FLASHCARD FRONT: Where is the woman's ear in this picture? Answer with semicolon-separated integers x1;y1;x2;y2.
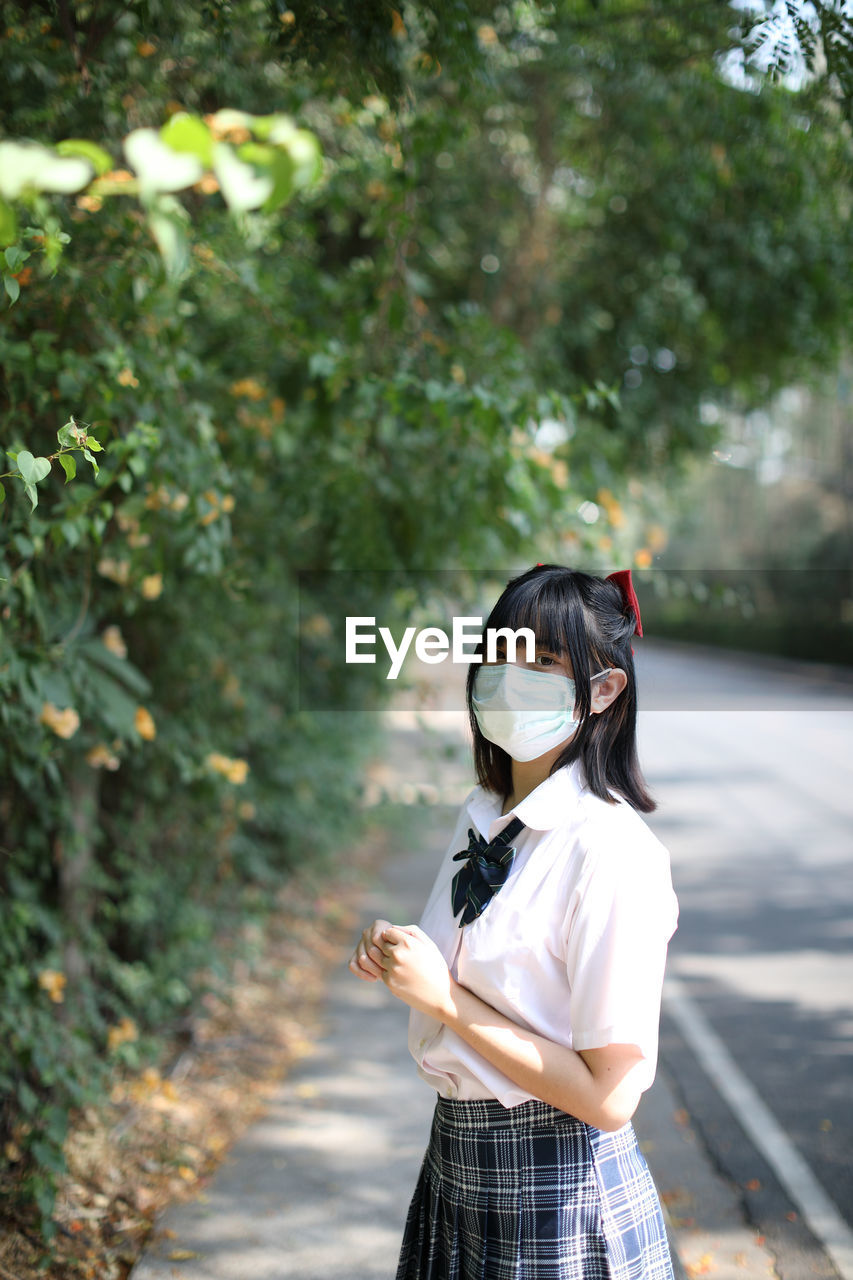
591;668;627;713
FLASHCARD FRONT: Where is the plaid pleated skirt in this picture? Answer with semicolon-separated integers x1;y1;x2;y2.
396;1096;675;1280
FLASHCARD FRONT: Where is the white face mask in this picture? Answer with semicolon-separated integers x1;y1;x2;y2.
472;662;612;763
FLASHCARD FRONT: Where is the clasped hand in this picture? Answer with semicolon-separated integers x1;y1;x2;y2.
348;918;455;1020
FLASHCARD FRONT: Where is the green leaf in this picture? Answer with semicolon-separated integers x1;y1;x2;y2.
238;139;298;211
283;128;323;190
147;194;190;278
247;113;281;141
4;245;28;272
55;138;113;176
81;639;151;697
58;453;76;483
0;141;93;199
4;273;20;304
57;419;80;448
237;141;276;168
212;141;273;212
17;1080;39;1114
24;482;38;510
82;448;99;476
264;117;322;189
93;671;143;736
0;481;5;503
17;452;51;484
123;128;203;194
0;199;17;246
60;520;81;548
261;152;295;213
84;435;103;452
160;114;214;168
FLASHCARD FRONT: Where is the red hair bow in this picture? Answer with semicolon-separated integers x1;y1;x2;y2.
606;569;643;639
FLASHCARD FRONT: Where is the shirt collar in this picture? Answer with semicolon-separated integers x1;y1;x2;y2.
467;756;593;836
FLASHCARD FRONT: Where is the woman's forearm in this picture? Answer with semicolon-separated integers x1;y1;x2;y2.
370;924;647;1130
441;978;645;1132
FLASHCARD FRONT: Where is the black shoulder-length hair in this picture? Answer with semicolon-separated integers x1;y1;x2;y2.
465;563;657;813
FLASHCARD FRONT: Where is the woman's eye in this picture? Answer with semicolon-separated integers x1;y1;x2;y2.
536;654;556;667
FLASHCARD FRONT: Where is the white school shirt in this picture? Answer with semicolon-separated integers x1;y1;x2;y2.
407;756;679;1106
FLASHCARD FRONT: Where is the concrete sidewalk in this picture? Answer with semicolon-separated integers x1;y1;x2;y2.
132;712;778;1280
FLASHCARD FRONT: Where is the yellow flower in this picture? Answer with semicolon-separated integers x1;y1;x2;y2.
97;557;131;585
551;460;569;488
115;509;140;533
40;702;80;739
229;378;265;401
303;612;332;639
38;969;66;1003
86;743;121;770
422;330;450;355
107;1016;138;1051
117;367;139;387
141;573;163;600
170;492;189;513
127;1068;163;1101
101;625;127;659
634;547;653;569
646;523;669;552
222;673;242;703
143;484;171;511
226;759;249;784
206;752;249;784
136;39;157;56
76;194;103;213
194;173;220;195
597;487;625;528
135;706;157;740
199;490;227;525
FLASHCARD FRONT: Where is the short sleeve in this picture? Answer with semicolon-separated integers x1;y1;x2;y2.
563;835;678;1088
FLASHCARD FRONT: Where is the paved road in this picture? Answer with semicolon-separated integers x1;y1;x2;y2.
635;639;853;1280
132;638;853;1280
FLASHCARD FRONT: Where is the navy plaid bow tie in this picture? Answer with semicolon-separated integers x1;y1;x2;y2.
451;816;525;927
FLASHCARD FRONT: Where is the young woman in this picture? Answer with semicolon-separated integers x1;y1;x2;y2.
349;563;679;1280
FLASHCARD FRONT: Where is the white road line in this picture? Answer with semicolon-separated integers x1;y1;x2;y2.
664;976;853;1280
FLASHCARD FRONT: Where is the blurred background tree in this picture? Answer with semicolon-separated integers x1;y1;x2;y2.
1;0;851;1258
